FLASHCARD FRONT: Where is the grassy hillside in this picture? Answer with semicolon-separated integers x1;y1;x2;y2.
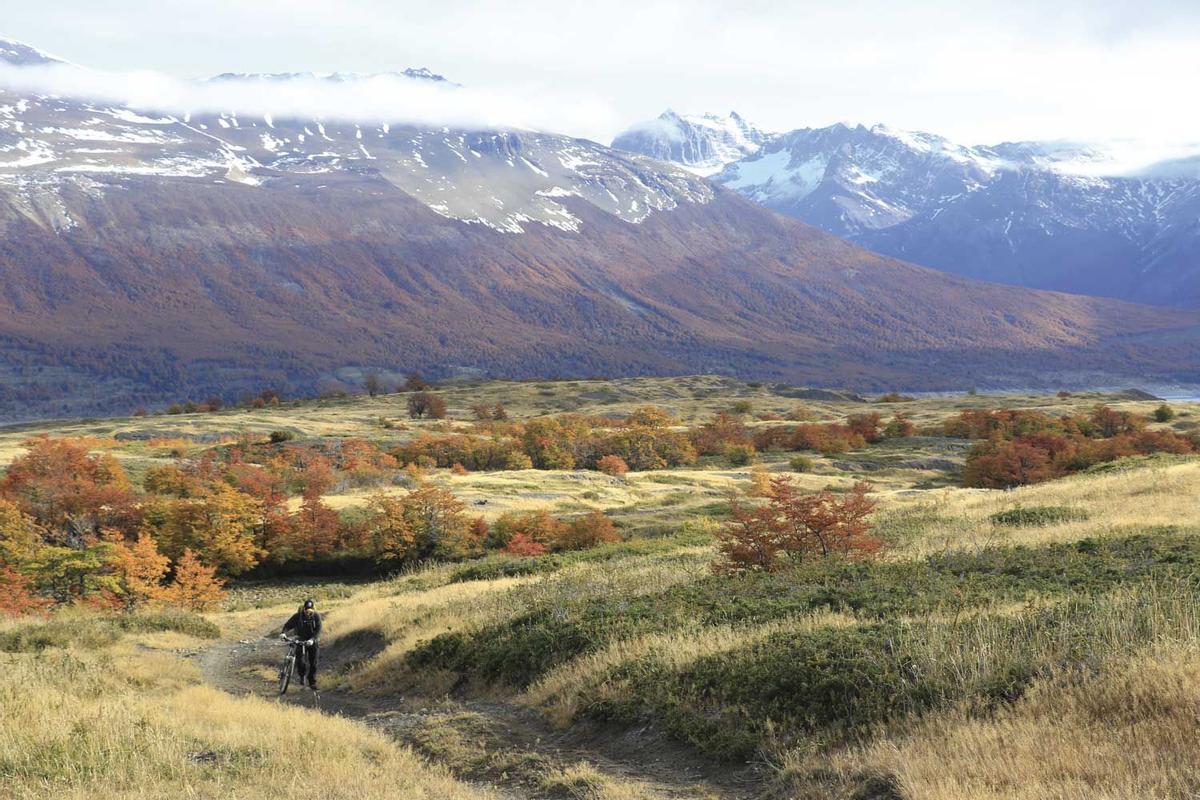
4;376;1200;799
0;609;496;800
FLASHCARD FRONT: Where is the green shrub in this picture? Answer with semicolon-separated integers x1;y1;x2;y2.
789;455;815;473
268;430;296;444
0;609;220;652
590;585;1198;760
1154;404;1176;423
724;443;756;466
989;506;1089;527
414;532;1200;695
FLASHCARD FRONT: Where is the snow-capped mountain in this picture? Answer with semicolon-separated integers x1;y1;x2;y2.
0;39;60;67
611;110;770;176
615;115;1200;308
0;41;711;234
2;36;1200;420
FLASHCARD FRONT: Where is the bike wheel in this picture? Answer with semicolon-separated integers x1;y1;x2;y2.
279;654;294;695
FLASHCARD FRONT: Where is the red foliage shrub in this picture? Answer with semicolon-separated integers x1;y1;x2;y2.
715;479;880;573
790;424;866;454
847;413;884;443
0;566;48;617
559;511;620;551
596;455;630;476
691;411;750;456
502;532;547;557
963;439;1058;489
958;404;1191;488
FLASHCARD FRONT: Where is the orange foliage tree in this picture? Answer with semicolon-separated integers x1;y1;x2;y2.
596;454;630;477
166;549;226;611
143;485;264;576
364;492;415;562
0;566;47;617
0;436;138;539
962;438;1057;488
109;531;170;607
287;493;342;561
363;485;476;562
691;411;750;456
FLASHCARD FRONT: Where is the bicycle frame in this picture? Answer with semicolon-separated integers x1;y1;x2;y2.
278;636;310;695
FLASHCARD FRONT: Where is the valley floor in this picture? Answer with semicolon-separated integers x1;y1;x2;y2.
5;377;1200;799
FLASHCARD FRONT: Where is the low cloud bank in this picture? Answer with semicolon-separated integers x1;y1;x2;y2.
0;62;620;141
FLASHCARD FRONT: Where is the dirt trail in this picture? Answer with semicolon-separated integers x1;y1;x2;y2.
198;625;757;800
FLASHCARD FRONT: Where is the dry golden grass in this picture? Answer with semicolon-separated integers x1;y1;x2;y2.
336;576;537;692
5;378;1200;800
889;459;1200;557
0;633;494;800
538;761;721;800
819;645;1200;800
522;611;859;725
338;543;717;695
767;581;1200;799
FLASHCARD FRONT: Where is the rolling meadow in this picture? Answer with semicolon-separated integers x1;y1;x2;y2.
3;375;1200;799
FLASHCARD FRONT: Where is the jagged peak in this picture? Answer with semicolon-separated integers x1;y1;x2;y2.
0;36;65;67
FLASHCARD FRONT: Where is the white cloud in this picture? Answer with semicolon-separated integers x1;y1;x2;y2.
3;0;1198;148
0;62;622;142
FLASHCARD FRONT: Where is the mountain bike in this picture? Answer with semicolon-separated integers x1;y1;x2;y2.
278;635;314;696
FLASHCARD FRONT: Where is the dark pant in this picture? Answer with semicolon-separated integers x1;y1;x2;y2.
296;643;319;686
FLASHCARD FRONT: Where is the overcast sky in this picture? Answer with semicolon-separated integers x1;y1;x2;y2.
3;0;1198;146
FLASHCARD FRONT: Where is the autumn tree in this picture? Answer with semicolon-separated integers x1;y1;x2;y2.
364;372;384;397
847;413;884;444
167;549;226;611
883;413;916;438
488;510;565;550
594;427;696;470
715;479;880;573
287;493;341;560
1;437;138;540
144;485;263;575
522;418;581;469
625;406;675;428
691;411;750;456
403;373;430;392
26;540;122;605
962;439;1056;489
0;498;42;571
1089;404;1144;438
596;455;630;477
109;531;170;608
395;485;471;559
408;392;448;420
0;567;46;617
502;533;547;558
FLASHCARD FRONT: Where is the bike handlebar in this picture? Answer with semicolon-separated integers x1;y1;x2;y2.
280;635;314;646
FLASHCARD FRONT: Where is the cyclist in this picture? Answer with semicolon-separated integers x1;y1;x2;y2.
281;598;323;690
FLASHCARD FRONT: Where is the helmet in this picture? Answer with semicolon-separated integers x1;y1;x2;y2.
303;598;315;610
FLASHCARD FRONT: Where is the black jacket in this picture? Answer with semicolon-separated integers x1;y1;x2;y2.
283;608;322;642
